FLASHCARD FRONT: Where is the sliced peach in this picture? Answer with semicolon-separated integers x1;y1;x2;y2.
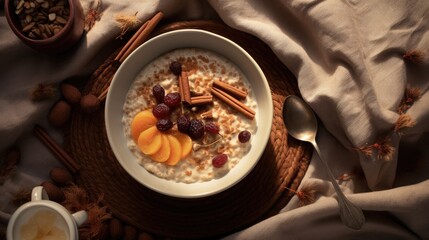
131;110;157;142
171;131;193;158
137;126;162;155
149;134;171;162
165;135;182;166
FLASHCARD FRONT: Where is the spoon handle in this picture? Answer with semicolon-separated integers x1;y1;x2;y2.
312;141;365;230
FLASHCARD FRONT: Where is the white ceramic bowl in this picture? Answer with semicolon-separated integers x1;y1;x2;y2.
105;29;273;198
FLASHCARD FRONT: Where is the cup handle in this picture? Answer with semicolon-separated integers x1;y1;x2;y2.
31;186;49;201
72;210;88;226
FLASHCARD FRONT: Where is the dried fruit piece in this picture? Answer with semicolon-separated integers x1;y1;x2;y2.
130;110;157;142
212;154;228;168
165;135;182;166
171;131;192;158
152;103;170;118
149;134;171;162
238;130;251;143
156;118;173;131
177;115;190;133
204;122;219;134
137;126;162;155
152;84;165;103
164;92;181;108
188;119;204;140
169;61;182;76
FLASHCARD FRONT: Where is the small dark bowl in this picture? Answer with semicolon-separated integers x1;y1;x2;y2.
4;0;85;53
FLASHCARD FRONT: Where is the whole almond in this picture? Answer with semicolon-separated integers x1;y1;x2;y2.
123;225;137;240
109;218;124;240
60;83;82;105
138;232;154;240
48;100;71;127
41;181;65;203
80;94;100;114
49;167;73;186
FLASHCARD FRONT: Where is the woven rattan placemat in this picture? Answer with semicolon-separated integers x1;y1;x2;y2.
64;20;311;239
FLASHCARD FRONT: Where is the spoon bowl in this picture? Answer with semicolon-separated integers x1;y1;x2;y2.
282;95;365;230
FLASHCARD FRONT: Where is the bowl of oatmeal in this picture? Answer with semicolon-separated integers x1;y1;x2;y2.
105;29;273;198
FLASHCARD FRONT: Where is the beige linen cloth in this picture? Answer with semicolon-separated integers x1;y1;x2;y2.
1;0;428;239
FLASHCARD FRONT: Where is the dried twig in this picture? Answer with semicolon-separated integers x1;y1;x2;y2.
358;136;395;162
403;49;427;65
84;0;103;32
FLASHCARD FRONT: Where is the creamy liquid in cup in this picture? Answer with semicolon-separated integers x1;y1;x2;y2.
15;206;68;240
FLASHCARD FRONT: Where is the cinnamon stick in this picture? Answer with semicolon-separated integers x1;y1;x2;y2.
211;87;255;119
115;21;149;62
33;125;80;174
213;80;247;99
190;95;213;106
118;11;164;63
179;71;191;104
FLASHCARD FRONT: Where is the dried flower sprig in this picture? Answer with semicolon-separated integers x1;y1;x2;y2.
30;83;56;102
84;0;103;32
115;12;141;39
0;147;20;185
79;195;112;240
285;182;317;207
11;188;31;206
403;49;427;65
398;87;421;114
358;136;395;162
394;114;416;133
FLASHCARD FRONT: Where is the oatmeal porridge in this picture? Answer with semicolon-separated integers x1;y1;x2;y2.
122;48;258;183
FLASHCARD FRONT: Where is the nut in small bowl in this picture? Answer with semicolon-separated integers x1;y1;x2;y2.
4;0;85;53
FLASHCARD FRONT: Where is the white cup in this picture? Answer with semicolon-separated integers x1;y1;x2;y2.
7;186;88;240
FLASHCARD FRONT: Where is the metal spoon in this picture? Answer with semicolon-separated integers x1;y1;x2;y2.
282;95;365;230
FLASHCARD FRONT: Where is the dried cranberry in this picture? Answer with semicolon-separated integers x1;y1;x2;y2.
152;103;170;119
204;122;219;134
188;119;205;140
212;154;228;168
177;115;190;133
169;61;182;76
164;92;181;108
156;118;173;131
152;84;165;103
238;130;251;143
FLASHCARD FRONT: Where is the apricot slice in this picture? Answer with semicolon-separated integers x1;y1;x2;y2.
137;126;162;155
149;134;171;162
171;131;193;158
165;135;182;166
130;110;157;142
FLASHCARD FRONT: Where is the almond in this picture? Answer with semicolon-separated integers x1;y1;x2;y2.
123;225;137;240
138;232;154;240
60;83;82;105
80;94;100;114
109;218;124;240
41;181;64;203
48;100;71;127
49;167;73;186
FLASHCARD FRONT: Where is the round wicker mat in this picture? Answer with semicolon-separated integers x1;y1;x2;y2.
65;20;311;239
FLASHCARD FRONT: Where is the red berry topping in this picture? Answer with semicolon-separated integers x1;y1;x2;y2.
169;61;182;76
177;115;190;133
152;84;165;103
188;119;205;140
212;154;228;168
156;118;173;131
204;122;220;134
238;130;251;143
152;103;170;119
164;92;181;108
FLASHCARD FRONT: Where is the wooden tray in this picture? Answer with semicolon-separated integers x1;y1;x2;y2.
64;20;311;239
